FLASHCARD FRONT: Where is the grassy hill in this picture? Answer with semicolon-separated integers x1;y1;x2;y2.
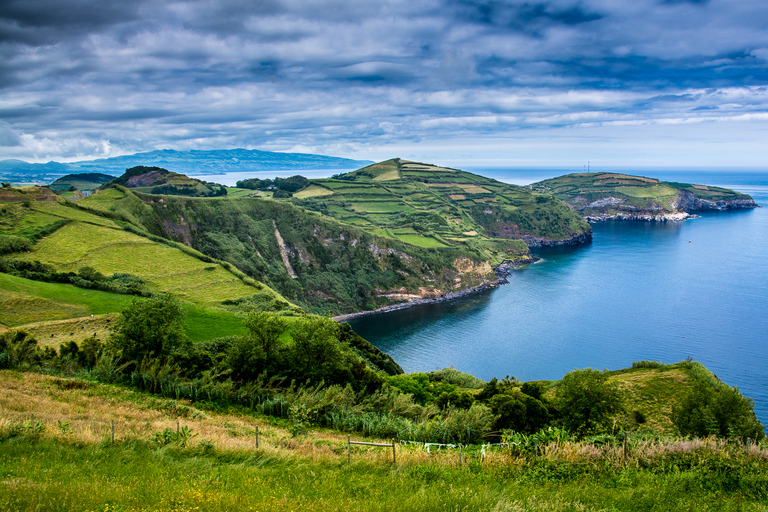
49;173;115;192
4;162;592;316
106;165;228;197
0;188;306;345
294;159;591;248
530;172;756;220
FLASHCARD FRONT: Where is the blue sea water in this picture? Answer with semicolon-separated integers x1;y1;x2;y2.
349;170;768;425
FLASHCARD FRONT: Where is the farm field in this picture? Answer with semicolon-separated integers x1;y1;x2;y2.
294;158;590;257
0;272;249;344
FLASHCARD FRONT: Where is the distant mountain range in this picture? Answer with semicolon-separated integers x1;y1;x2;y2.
0;149;374;183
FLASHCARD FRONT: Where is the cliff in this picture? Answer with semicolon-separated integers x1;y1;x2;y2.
531;173;756;222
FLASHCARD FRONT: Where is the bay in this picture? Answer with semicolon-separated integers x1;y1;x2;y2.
349;170;768;425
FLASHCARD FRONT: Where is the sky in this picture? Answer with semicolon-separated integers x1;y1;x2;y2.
1;0;768;170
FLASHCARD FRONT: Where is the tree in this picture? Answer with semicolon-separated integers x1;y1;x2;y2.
226;312;288;382
672;381;765;441
284;317;357;385
108;294;188;363
554;368;623;437
489;389;550;433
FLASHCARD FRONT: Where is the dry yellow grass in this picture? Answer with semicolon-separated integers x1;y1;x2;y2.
460;184;492;194
15;315;114;349
596;173;658;183
449;194;466;200
0;371;436;465
6;371;760;472
293;185;334;199
372;170;400;181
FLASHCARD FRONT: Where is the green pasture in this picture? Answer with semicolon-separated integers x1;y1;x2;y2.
293;185;333;199
0;272;247;342
396;234;448;248
31;201;121;228
0;272;133;327
223;187;261;198
350;202;414;214
0;204;66;239
617;184;678;198
12;220;263;308
5;438;766;512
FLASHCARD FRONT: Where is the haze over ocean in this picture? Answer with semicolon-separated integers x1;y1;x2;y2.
349;170;768;425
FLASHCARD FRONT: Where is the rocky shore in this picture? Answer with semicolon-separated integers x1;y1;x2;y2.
332;257;538;323
583;211;693;222
521;231;592;247
581;195;756;223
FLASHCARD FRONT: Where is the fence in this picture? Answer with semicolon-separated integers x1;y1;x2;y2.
3;412;766;468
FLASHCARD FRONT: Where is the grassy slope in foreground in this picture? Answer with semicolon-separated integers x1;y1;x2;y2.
530;172;756;220
294;158;592;247
2;369;767;512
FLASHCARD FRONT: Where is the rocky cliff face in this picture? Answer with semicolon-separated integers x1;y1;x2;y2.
583;211;692;222
520;231;593;247
673;190;757;212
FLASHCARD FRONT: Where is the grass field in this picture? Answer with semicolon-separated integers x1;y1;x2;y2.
293;185;334;199
0;272;134;327
2;370;767;512
11;220;263;308
395;234;448;248
0;273;248;343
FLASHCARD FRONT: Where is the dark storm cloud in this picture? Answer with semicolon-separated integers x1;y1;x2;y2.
0;0;142;45
1;0;767;164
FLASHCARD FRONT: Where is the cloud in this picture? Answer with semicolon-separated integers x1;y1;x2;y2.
1;0;767;166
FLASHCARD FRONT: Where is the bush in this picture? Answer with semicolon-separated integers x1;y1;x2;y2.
0;330;39;369
489;389;550;433
672;380;765;441
108;294;189;364
0;234;32;255
554;368;624;437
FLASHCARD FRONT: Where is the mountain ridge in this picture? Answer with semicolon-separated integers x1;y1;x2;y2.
0;149;374;182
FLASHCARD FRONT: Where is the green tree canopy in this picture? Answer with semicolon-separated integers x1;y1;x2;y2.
672;381;765;441
108;294;189;363
554;368;623;437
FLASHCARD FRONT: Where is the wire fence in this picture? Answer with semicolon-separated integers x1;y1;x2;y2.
3;411;767;467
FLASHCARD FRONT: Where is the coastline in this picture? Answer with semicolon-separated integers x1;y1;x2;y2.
332;258;539;323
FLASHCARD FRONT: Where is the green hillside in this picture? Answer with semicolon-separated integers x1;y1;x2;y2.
49;173;115;192
294;159;591;247
530;172;756;220
107;165;228;197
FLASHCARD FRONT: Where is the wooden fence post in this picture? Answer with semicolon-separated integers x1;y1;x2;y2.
347;435;351;464
623;434;628;459
255;425;259;449
111;420;115;444
392;439;396;465
459;445;463;466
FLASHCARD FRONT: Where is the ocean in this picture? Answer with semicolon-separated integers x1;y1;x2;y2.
347;170;768;425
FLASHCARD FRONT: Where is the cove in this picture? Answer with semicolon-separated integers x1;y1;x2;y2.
349;171;768;425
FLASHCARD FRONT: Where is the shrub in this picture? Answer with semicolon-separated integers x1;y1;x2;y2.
0;330;39;369
554;368;624;437
672;380;765;441
0;234;32;255
108;294;189;364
